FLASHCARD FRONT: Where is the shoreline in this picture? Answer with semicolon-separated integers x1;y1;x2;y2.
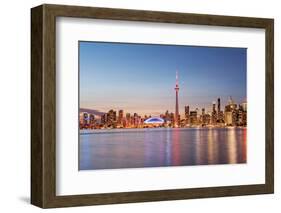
80;126;247;135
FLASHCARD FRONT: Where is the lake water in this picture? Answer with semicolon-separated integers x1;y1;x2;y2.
79;128;247;170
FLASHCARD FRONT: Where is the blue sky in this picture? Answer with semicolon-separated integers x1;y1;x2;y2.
79;41;246;116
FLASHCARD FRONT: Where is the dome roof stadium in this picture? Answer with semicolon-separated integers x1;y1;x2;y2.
144;117;164;124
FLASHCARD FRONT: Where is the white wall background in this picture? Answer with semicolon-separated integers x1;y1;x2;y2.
0;0;279;212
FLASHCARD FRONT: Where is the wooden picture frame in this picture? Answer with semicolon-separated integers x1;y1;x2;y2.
31;4;274;208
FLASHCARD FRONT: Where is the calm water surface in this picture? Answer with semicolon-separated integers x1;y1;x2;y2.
79;128;247;170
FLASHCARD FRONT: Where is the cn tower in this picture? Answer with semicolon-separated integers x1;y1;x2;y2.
175;71;179;126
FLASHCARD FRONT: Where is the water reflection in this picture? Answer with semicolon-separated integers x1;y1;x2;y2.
165;129;171;166
207;129;216;164
79;128;247;170
228;128;237;164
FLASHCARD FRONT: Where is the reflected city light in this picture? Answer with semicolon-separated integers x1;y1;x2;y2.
165;129;172;166
242;128;247;162
172;129;180;166
227;128;237;164
80;128;247;170
207;129;215;164
195;130;202;165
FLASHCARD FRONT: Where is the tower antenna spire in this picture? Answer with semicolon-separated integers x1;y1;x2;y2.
176;70;179;86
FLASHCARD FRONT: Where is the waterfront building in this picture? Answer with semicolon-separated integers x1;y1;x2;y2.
185;105;190;124
217;98;224;123
101;113;107;125
130;116;134;127
144;117;164;127
224;97;238;126
170;112;175;127
225;111;233;125
218;98;220;109
211;101;217;124
125;113;131;127
164;110;170;122
79;112;90;128
190;111;198;125
204;113;211;125
241;102;247;111
107;109;117;128
225;96;237;111
89;114;95;125
202;108;205;115
201;108;207;125
237;104;247;126
79;112;86;125
118;110;124;126
133;113;138;127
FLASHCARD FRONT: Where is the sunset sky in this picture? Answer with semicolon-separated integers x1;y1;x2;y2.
79;41;246;116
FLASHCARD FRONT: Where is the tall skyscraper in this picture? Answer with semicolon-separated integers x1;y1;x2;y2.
212;101;217;124
212;101;216;113
217;98;221;114
184;105;189;124
224;96;238;126
125;113;131;127
217;97;223;123
189;111;198;125
201;108;206;125
133;113;138;127
202;108;205;115
175;71;180;126
101;113;107;125
89;114;95;125
107;109;117;127
118;110;124;125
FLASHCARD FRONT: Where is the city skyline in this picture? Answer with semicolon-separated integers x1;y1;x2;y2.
80;95;244;117
79;41;247;116
80;67;246;129
80;93;247;129
80;96;244;117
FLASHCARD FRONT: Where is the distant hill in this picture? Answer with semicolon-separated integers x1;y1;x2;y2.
79;108;105;117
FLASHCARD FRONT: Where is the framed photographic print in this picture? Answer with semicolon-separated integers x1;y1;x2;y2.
31;4;274;208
